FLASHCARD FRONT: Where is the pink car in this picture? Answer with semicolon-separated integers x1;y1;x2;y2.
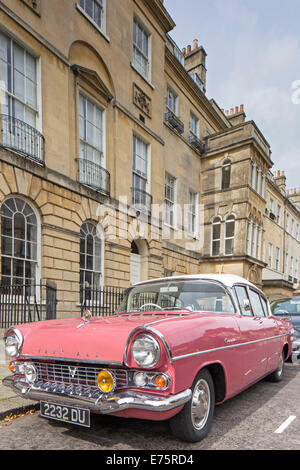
3;274;293;442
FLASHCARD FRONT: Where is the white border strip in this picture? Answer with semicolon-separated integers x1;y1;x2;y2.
274;416;296;434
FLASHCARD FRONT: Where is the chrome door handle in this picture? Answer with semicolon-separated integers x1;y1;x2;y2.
224;338;237;344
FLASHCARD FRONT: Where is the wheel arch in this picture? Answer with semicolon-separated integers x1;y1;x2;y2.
195;361;227;404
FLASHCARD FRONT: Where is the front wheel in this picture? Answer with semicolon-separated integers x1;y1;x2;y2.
169;369;215;443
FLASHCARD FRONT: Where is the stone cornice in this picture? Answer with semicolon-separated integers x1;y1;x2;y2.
165;47;229;132
142;0;176;33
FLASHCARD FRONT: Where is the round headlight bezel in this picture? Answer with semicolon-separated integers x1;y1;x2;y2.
4;329;23;358
131;334;161;369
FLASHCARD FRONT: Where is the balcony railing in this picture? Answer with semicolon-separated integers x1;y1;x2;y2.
78;158;110;196
165;110;184;135
0;114;45;164
132;187;152;214
189;132;206;154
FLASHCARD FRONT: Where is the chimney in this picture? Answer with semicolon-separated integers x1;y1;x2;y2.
287;187;300;205
183;39;207;94
274;170;287;194
226;104;246;126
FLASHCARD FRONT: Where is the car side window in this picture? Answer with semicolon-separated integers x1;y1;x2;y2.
248;289;265;317
234;285;253;316
260;296;269;317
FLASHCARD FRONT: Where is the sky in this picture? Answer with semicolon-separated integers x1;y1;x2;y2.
164;0;300;189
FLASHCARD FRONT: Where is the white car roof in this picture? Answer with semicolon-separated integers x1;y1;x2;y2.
135;274;258;290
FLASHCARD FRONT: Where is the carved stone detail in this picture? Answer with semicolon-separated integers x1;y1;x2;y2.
133;83;152;118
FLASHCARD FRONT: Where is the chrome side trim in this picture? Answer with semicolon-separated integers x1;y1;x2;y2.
172;333;289;361
3;376;191;414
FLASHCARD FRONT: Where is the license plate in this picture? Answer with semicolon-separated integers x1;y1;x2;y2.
40;401;90;428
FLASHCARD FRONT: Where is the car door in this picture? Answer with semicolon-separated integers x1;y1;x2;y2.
233;285;268;387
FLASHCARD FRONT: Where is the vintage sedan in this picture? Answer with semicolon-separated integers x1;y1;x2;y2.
3;274;293;442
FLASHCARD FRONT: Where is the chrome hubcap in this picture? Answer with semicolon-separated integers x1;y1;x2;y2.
191;379;210;430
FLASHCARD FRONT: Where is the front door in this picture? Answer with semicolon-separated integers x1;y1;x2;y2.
234;285;268;387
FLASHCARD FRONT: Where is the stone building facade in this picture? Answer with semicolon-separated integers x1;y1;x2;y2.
0;0;298;319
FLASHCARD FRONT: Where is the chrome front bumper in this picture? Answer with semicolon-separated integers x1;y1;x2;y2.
3;376;191;414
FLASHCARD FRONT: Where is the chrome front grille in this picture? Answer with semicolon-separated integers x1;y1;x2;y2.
32;361;128;396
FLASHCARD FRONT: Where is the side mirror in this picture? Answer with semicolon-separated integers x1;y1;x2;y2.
243;299;251;312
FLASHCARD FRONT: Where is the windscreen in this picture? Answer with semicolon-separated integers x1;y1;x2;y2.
271;297;300;316
117;280;236;314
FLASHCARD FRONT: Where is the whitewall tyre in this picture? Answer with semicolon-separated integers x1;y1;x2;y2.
169;368;215;443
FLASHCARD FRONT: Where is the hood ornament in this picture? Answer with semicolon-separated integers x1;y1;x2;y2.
77;309;93;329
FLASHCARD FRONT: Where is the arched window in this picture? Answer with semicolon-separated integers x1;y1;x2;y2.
80;222;104;289
1;197;38;286
225;215;235;255
212;217;221;256
221;159;231;190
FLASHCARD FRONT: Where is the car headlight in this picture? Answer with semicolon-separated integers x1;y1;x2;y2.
4;329;23;358
131;334;161;368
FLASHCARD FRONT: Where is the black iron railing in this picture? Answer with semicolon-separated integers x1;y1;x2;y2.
0;114;45;163
78;158;110;196
132;187;152;214
80;285;126;317
0;282;57;329
165;110;184;134
189;132;205;153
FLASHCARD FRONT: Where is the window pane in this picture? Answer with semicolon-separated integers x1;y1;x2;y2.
225;238;234;255
13;43;24;73
2;236;12;256
2;216;12;236
234;286;252;316
14;70;25;101
212;240;220;256
213;222;220;240
249;289;265;317
26;53;36;82
14;213;26;239
2;257;11;276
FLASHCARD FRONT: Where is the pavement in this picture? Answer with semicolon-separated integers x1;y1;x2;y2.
0;330;39;421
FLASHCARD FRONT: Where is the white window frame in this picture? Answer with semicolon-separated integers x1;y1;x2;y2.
133;16;151;81
276;247;280;272
247;219;253;256
132;133;151;209
79;92;105;168
268;243;273;269
77;0;107;36
1;196;41;287
188;191;199;237
164;173;177;228
211;217;221;256
0;29;41;131
277;205;281;225
190;112;199;138
166;85;178;116
80;221;104;289
224;215;235;256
